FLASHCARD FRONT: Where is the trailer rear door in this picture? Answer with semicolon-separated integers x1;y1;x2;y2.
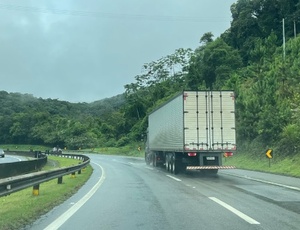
183;91;236;151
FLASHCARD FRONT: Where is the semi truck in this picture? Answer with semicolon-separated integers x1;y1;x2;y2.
145;91;236;174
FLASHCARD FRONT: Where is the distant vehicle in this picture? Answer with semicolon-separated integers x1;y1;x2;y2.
0;149;5;158
145;91;236;174
52;147;63;154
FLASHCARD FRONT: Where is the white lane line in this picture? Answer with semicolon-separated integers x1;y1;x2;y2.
222;172;300;192
9;156;23;161
146;166;154;170
209;197;260;225
244;177;300;191
44;162;106;230
166;175;182;182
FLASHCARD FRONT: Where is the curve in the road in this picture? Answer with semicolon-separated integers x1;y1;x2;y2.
44;161;106;230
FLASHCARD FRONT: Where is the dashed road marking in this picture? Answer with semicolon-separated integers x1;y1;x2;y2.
209;197;260;225
166;175;182;182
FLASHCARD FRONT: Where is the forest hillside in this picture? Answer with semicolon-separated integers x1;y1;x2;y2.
1;0;300;157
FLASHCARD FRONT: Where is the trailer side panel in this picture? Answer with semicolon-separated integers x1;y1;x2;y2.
148;94;184;152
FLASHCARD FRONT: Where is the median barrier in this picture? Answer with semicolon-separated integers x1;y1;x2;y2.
0;152;90;197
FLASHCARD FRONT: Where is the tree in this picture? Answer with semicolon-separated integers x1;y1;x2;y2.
222;0;299;64
186;38;242;90
200;32;214;45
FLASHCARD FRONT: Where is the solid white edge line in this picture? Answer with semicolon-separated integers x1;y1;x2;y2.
243;176;300;191
166;175;182;182
209;197;260;225
9;156;23;161
222;172;300;191
44;162;106;230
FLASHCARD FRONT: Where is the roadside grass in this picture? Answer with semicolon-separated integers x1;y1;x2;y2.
88;143;145;158
0;155;93;230
0;144;51;152
223;152;300;178
0;143;145;158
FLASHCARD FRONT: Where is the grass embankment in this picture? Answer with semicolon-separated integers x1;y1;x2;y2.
223;152;300;178
0;144;49;152
0;154;93;230
86;143;145;158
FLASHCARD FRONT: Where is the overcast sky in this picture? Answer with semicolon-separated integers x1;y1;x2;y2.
0;0;237;103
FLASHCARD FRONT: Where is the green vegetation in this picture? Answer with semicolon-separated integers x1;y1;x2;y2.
0;144;50;152
92;142;145;157
0;1;300;172
0;155;93;230
224;152;300;178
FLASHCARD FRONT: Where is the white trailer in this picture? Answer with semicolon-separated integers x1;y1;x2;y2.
145;91;236;174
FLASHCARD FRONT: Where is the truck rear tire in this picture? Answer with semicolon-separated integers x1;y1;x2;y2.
172;160;181;175
165;156;170;171
146;157;150;165
153;155;157;167
145;152;151;165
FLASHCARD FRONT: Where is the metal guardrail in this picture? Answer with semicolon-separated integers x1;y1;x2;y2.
0;151;47;179
0;153;90;197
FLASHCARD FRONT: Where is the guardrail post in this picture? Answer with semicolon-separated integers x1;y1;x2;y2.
78;162;82;174
58;176;63;184
32;184;40;196
71;172;76;178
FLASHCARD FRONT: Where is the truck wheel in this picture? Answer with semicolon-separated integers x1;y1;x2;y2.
166;154;172;171
153;154;157;167
172;161;175;174
171;160;178;175
145;153;150;165
165;156;169;171
146;156;150;165
172;159;183;175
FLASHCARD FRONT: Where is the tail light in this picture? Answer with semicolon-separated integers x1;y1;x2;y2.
188;152;197;157
224;152;233;157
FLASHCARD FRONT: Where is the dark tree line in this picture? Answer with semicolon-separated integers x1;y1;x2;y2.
1;0;300;155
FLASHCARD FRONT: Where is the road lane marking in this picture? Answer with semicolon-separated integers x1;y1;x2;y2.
166;175;182;182
146;166;154;170
9;156;23;161
243;176;300;191
209;197;260;225
44;162;106;230
222;172;300;191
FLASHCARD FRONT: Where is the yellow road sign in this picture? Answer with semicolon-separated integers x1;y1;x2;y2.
266;149;273;159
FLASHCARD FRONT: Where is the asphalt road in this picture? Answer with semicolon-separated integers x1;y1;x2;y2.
25;154;300;230
0;154;27;163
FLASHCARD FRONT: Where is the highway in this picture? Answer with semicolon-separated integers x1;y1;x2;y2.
25;154;300;230
0;154;28;163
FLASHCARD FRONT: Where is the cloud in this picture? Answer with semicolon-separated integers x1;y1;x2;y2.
0;0;236;102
